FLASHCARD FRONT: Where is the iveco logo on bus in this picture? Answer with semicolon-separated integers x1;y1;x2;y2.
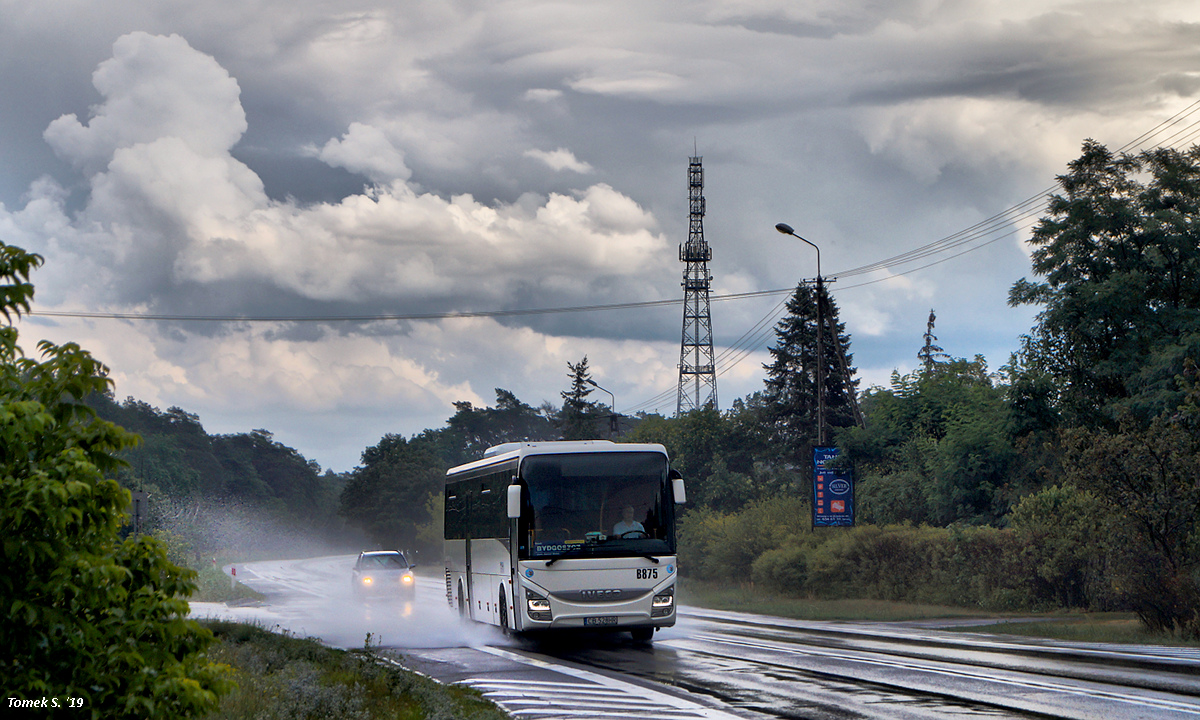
579;589;623;599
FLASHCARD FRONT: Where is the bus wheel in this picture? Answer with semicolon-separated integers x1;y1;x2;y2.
457;582;468;619
631;627;653;644
499;588;511;636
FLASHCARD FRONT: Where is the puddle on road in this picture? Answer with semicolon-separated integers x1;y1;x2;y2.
527;636;1039;720
655;647;1042;720
190;557;507;651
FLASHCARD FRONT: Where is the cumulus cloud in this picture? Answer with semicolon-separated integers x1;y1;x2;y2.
315;122;412;183
21;32;674;316
44;32;246;172
3;30;694;468
524;148;594;174
855;97;1142;185
20;310;684;470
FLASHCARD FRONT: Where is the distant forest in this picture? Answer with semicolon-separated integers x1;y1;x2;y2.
87;393;354;561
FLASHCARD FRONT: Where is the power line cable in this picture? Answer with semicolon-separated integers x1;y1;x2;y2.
29;288;796;323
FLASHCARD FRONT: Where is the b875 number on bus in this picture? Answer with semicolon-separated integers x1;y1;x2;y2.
636;568;658;580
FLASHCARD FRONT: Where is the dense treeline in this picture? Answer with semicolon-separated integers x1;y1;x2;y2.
337;388;563;555
85;393;354;562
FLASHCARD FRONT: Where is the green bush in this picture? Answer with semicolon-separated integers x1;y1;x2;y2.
0;243;228;717
1009;484;1117;610
751;543;809;594
681;492;1050;611
678;496;809;580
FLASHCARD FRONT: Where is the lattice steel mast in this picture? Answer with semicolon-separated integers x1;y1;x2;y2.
676;154;718;414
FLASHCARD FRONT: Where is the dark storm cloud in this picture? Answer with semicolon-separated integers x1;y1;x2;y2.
1;0;1198;469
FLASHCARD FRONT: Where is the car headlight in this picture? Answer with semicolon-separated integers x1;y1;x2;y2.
361;576;374;586
402;573;414;585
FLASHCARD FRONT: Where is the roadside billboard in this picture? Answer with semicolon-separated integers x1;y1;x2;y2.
813;446;854;527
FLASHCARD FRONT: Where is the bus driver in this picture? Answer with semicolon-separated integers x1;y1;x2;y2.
613;505;645;537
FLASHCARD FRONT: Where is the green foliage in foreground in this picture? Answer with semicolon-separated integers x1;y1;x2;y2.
0;242;228;717
202;622;507;720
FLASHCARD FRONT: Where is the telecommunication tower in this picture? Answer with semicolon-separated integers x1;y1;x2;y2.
676;154;718;414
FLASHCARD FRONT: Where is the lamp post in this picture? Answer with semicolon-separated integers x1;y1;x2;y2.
775;223;826;446
586;379;620;438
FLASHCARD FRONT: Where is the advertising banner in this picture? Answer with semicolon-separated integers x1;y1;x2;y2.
813;446;854;527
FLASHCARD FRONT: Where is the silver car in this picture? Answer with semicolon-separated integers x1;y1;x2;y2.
351;550;416;598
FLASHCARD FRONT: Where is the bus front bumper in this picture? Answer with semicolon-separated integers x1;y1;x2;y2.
520;584;676;631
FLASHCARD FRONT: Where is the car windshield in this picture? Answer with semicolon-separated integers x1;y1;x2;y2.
361;554;407;569
518;451;675;560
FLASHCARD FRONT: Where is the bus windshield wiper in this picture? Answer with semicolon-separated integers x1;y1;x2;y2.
544;546;588;566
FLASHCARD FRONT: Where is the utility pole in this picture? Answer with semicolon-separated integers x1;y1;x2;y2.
677;152;718;414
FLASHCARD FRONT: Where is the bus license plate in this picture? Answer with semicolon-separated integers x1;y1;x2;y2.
584;616;617;627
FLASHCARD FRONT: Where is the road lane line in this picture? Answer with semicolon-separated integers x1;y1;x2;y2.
682;607;1200;667
671;632;1200;716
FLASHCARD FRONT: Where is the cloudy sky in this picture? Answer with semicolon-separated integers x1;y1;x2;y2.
2;0;1199;471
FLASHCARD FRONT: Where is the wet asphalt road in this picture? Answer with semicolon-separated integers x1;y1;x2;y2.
198;555;1200;719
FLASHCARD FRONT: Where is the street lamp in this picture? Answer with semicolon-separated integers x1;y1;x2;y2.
775;223;820;280
586;379;620;438
775;222;826;446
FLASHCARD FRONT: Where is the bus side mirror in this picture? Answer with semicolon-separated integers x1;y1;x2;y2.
507;484;522;519
669;469;686;505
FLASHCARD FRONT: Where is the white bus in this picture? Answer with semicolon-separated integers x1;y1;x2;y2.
444;440;686;642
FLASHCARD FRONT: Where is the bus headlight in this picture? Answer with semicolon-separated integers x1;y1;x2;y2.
652;587;674;617
526;590;552;621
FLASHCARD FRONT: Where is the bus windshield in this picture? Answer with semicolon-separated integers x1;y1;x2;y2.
519;451;675;560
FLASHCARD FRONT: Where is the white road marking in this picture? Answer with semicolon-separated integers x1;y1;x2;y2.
461;645;743;720
670;632;1200;717
683;607;1200;666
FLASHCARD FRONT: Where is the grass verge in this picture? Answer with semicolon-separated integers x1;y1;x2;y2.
201;620;507;720
955;615;1200;647
192;564;266;603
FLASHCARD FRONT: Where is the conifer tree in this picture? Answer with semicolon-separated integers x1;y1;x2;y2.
917;308;949;374
559;356;597;440
763;283;858;465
